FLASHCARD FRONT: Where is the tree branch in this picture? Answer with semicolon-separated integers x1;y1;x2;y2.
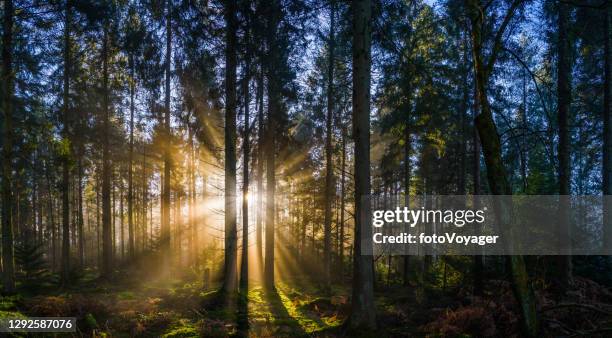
486;0;524;79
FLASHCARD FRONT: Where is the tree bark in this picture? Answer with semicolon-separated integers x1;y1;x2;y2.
189;127;197;265
128;55;135;260
223;0;238;293
161;0;173;263
472;68;484;296
348;0;376;330
2;0;15;293
339;126;346;279
101;22;113;277
240;17;251;292
323;0;336;289
402;97;411;287
120;172;125;260
264;0;281;289
61;0;72;286
256;63;264;270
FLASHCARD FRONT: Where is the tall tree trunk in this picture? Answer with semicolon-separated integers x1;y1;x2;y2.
161;0;172;263
240;61;250;292
465;0;537;335
323;0;336;289
604;0;612;261
348;0;376;330
339;126;346;279
223;0;238;293
264;0;281;289
402;103;411;287
142;144;148;252
256;65;264;270
472;69;484;296
128;55;135;260
61;0;72;286
120;173;125;260
189;127;196;265
459;32;469;196
240;18;251;292
175;192;181;265
77;157;84;269
1;0;15;293
556;1;572;290
101;22;113;277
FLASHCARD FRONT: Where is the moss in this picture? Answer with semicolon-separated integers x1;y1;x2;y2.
161;320;199;338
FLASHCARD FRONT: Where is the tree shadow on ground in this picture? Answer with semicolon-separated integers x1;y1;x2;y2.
264;287;307;337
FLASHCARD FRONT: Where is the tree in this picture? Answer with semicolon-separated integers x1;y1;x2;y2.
61;0;72;286
101;17;113;277
264;0;282;289
323;0;336;289
161;0;173;262
465;0;538;336
1;0;15;293
125;5;144;261
255;56;264;270
348;0;376;330
223;0;238;293
240;0;252;292
556;0;573;290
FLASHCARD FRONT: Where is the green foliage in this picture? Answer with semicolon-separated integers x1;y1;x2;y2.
84;313;98;330
161;320;199;338
14;239;52;290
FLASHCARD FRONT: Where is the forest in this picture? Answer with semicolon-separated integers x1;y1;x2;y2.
1;0;612;336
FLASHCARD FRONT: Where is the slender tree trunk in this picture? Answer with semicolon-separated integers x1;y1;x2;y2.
459;33;469;196
323;0;336;289
120;173;125;260
556;1;572;290
472;70;484;296
189;127;196;265
348;0;376;329
78;157;84;269
175;192;181;265
143;144;148;252
128;55;135;260
101;23;113;277
402;103;411;287
339;126;346;279
264;84;276;288
240;20;251;292
465;0;537;335
520;69;528;192
240;13;251;294
161;0;173;263
96;175;101;268
1;0;15;293
112;170;117;260
264;0;281;290
256;65;264;270
223;0;238;293
61;0;72;286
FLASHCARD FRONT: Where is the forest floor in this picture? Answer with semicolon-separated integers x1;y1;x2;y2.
0;269;352;337
1;264;611;337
